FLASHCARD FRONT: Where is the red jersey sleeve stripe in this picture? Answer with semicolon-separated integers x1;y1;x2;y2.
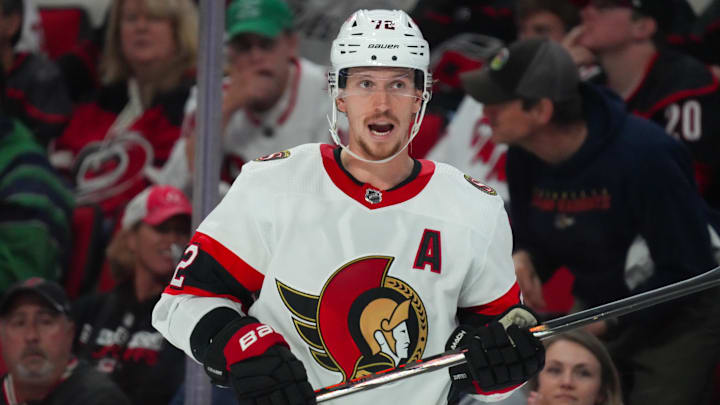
461;283;521;317
192;231;265;292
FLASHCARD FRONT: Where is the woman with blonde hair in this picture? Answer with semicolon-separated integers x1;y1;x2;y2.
52;0;198;222
527;329;623;405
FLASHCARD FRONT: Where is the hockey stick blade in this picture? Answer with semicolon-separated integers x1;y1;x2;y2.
315;265;720;402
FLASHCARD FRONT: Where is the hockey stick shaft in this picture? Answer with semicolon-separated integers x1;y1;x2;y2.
315;266;720;402
531;264;720;338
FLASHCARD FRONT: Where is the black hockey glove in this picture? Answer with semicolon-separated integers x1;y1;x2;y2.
203;316;316;405
445;305;545;394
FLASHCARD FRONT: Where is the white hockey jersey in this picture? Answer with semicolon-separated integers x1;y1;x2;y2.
153;143;520;404
157;57;347;189
428;96;509;200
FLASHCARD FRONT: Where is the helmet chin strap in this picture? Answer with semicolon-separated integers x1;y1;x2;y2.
327;91;430;165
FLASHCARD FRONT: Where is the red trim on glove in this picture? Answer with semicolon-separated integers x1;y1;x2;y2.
223;322;289;369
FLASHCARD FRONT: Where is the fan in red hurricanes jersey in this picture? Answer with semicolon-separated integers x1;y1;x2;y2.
152;4;544;405
50;0;198;220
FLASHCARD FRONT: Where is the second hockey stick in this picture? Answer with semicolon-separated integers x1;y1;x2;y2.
315;265;720;402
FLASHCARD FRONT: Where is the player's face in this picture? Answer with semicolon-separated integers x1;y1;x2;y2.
482;100;540;145
578;2;636;52
517;11;568;43
131;216;191;280
0;296;74;385
120;0;177;72
227;33;298;111
337;67;422;161
536;340;604;405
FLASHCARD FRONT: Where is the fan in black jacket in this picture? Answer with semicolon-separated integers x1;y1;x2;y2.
462;37;720;405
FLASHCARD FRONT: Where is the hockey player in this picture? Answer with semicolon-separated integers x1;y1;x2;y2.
153;9;544;405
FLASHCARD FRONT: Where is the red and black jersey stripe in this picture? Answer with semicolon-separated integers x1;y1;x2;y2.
164;232;264;315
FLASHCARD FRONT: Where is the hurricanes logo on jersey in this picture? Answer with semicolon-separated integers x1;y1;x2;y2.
276;256;428;382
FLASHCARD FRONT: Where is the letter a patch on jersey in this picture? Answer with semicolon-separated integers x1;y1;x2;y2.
413;229;442;273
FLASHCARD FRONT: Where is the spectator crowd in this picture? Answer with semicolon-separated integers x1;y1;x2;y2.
1;0;720;404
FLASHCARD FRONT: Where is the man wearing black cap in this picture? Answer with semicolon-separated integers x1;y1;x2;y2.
569;0;720;210
462;37;720;405
0;278;130;405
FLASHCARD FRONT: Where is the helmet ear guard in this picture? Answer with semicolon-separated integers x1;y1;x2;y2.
327;9;433;164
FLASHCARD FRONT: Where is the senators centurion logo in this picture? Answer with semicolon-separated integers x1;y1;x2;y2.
276;256;428;382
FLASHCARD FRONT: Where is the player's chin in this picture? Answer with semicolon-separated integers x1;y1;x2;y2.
358;139;403;161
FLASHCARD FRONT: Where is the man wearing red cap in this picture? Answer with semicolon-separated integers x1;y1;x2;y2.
72;185;192;405
154;6;548;405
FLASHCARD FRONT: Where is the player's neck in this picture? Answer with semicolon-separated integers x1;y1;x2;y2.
340;148;415;190
599;41;656;100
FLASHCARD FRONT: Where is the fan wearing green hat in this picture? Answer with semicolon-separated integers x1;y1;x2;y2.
221;0;296;119
159;0;345;190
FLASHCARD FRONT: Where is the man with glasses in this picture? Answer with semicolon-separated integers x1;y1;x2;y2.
161;0;345;190
0;278;130;405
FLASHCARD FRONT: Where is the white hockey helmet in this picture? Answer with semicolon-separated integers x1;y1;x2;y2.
327;9;433;163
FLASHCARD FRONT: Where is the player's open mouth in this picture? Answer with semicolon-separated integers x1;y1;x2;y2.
368;123;394;136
